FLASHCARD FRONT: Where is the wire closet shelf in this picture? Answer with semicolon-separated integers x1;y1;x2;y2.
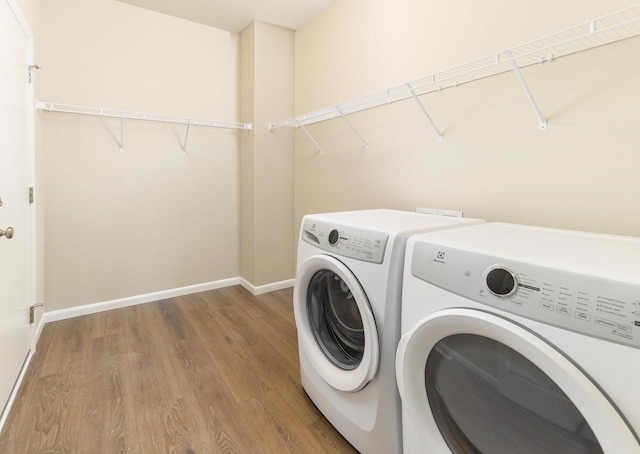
36;101;252;154
268;4;640;148
36;101;252;130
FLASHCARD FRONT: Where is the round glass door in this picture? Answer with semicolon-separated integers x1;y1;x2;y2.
307;269;365;370
294;255;379;392
426;334;601;453
396;309;640;454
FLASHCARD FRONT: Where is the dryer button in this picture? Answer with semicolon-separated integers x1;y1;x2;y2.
486;267;517;297
328;229;340;245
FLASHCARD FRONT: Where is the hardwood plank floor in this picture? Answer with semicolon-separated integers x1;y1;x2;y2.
0;286;359;453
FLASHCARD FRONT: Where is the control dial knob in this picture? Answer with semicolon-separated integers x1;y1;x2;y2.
485;266;518;297
328;229;340;245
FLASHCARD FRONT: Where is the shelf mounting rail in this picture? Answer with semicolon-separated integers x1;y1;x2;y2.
36;101;252;153
269;4;640;150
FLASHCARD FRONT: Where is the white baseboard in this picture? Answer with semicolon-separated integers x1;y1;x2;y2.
239;277;295;295
5;275;295;433
35;316;46;346
42;277;241;324
40;276;296;326
0;350;33;435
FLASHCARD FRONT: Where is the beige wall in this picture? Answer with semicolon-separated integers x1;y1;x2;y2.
17;0;295;315
20;0;639;313
294;0;640;237
38;0;241;310
240;21;295;287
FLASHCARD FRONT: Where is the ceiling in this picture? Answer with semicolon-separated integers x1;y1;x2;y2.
117;0;333;33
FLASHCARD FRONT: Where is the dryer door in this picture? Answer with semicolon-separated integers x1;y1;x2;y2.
294;255;379;392
396;308;640;454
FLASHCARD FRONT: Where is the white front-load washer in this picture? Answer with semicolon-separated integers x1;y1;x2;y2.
294;209;484;454
396;223;640;454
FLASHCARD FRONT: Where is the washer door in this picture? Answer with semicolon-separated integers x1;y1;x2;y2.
294;255;379;392
396;308;640;454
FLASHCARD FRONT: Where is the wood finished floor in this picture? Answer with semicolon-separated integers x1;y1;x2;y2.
0;286;359;453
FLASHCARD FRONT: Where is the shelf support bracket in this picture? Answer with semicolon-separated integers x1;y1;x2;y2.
295;118;324;154
182;120;191;155
505;50;547;130
407;84;443;142
119;115;125;152
336;106;368;149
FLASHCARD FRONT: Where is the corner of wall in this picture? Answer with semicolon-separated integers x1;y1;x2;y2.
239;21;296;287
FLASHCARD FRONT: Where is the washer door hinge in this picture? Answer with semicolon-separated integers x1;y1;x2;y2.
29;187;34;204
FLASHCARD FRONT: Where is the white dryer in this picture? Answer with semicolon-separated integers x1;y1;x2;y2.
397;223;640;454
294;209;484;454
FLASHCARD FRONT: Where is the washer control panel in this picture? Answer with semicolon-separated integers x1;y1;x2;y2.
411;241;640;349
302;219;388;264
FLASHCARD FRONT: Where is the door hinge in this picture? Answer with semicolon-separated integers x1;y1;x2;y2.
29;187;34;204
28;64;41;84
29;304;44;324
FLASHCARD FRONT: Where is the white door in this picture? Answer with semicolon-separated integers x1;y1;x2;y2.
396;308;640;454
293;255;379;392
0;0;32;417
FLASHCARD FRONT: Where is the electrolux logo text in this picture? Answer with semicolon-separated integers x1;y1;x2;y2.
433;251;446;264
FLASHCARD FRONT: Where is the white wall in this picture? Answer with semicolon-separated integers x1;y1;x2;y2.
294;0;640;237
38;0;241;310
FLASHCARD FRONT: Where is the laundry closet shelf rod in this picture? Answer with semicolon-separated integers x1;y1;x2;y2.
269;4;640;131
36;101;252;130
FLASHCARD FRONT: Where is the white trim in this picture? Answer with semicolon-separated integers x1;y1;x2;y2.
0;350;33;435
43;278;240;324
1;0;38;425
39;277;295;326
26;10;37;355
239;277;295;295
33;276;294;335
34;314;46;346
5;0;33;38
4;0;38;355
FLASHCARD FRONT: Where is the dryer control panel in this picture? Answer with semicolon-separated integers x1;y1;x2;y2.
302;219;388;264
412;241;640;349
